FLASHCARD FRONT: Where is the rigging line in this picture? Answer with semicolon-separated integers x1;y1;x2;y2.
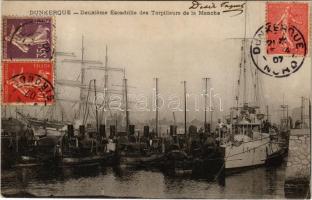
237;40;244;106
71;102;78;108
39;106;45;113
85;102;90;125
254;55;260;107
255;56;261;107
83;80;92;125
232;71;237;104
44;106;52;119
242;1;248;104
98;98;105;124
83;87;92;125
71;102;78;121
255;70;259;106
98;83;109;124
106;100;114;119
98;101;105;124
243;1;247;40
248;51;256;104
89;92;101;123
75;72;81;81
84;94;96;123
90;99;97;122
257;72;263;109
100;88;114;121
258;72;266;108
57;102;68;122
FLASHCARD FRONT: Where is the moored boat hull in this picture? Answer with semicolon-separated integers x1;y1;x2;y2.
62;155;103;166
119;153;164;168
61;153;118;167
223;135;282;174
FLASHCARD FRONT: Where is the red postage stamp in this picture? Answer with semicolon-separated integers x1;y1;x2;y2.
266;3;308;56
2;61;54;105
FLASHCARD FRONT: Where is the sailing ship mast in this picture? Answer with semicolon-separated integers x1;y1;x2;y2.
203;78;210;130
242;2;248;106
57;36;125;126
78;35;86;119
155;78;159;137
94;79;99;133
103;45;109;124
183;81;187;136
124;77;129;134
5;36;125;127
266;105;270;122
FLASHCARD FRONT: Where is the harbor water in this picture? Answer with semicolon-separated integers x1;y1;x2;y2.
2;163;288;198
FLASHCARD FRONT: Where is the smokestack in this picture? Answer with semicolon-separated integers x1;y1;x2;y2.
144;126;149;138
99;124;106;138
129;125;135;135
67;124;74;138
110;125;116;138
79;125;85;137
204;123;210;133
170;125;177;136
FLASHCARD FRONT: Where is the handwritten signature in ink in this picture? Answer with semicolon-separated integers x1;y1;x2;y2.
189;1;246;16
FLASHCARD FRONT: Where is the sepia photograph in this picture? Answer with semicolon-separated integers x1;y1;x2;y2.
1;0;311;198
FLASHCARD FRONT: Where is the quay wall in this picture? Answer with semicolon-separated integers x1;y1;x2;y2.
284;129;310;198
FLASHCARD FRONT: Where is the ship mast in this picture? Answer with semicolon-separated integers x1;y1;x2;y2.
103;45;109;124
266;105;270;122
242;3;248;105
94;79;99;133
56;38;124;125
203;78;210;130
183;80;187;137
124;76;129;134
155;78;159;137
78;35;86;120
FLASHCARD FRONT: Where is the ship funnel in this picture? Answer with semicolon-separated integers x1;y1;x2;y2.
67;124;74;138
170;125;177;136
99;124;106;138
204;123;210;133
110;125;116;138
129;125;135;135
79;125;85;138
144;126;149;138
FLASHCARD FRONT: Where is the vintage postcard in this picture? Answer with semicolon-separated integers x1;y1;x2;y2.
1;0;311;199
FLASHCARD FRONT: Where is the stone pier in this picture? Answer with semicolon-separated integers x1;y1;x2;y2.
284;129;311;198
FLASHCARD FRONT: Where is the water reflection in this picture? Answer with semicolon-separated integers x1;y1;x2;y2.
2;164;287;198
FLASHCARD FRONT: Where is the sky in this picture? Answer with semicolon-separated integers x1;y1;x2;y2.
2;1;311;124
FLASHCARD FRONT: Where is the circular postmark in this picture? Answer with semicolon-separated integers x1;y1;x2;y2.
250;22;307;78
8;73;54;103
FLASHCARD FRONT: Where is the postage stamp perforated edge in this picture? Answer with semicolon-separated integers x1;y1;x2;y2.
2;61;55;105
265;2;309;57
2;16;56;61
